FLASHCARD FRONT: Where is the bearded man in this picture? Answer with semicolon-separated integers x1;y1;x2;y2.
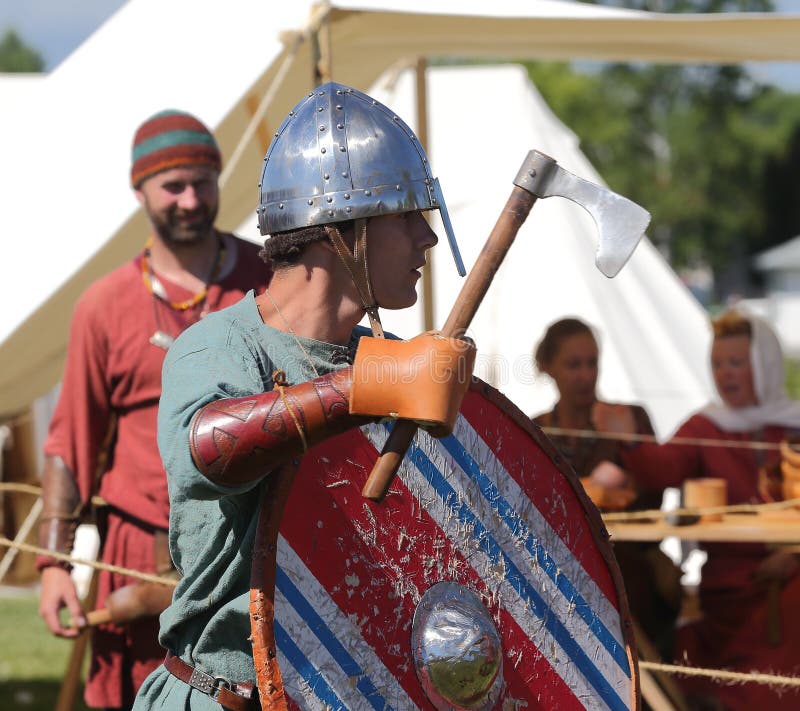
37;110;269;710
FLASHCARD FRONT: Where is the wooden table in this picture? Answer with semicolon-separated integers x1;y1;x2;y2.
605;509;800;543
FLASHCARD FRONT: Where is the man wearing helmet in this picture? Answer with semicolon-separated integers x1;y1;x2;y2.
133;83;474;710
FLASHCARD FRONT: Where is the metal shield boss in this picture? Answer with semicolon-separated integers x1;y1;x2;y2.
275;381;637;710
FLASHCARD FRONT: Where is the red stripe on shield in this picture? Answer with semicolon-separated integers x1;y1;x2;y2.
459;390;620;609
283;426;582;708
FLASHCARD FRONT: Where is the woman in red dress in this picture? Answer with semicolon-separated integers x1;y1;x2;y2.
596;310;800;710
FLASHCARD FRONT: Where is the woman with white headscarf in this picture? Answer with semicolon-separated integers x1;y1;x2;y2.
595;309;800;710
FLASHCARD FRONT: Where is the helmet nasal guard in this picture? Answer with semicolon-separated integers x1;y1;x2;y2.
257;82;465;276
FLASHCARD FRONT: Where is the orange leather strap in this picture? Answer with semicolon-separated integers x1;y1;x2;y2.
249;464;299;711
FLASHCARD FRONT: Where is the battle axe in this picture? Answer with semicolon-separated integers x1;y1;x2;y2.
361;149;651;501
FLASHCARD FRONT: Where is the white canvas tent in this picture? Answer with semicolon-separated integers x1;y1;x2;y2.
3;0;800;431
358;64;714;437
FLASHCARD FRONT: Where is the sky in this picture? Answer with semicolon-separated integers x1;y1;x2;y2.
0;0;127;70
1;0;800;89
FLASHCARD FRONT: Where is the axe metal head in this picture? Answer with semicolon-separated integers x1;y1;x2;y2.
514;150;650;278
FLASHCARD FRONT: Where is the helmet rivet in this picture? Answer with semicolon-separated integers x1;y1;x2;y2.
339;145;346;152
318;91;325;96
393;115;398;121
278;203;284;209
346;206;352;213
323;173;330;180
336;104;343;110
289;111;294;116
337;123;344;129
307;199;313;205
528;169;537;178
317;107;324;112
396;184;401;190
328;210;334;216
336;90;343;95
321;147;326;153
341;171;348;178
308;92;313;97
344;193;350;199
319;125;325;131
365;190;372;196
326;196;333;203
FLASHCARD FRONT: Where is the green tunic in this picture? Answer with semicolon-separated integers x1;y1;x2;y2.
133;291;360;710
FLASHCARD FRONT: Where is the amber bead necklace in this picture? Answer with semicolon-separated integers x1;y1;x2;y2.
140;234;226;311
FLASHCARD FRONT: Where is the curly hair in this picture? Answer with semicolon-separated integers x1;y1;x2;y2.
711;310;752;339
259;221;355;269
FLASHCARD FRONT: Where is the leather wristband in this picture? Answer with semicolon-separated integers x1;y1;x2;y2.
36;456;81;572
189;368;364;486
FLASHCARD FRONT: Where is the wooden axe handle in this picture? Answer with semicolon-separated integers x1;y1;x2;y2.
57;566;100;711
361;186;539;501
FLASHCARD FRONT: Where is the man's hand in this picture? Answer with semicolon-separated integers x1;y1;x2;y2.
39;566;86;638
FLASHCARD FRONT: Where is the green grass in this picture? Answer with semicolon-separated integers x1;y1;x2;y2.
0;593;90;711
786;359;800;400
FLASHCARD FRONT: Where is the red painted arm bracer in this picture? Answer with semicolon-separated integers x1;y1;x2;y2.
189;368;365;486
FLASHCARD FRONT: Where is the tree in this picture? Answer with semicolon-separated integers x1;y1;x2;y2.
760;121;800;252
525;0;800;301
0;29;44;73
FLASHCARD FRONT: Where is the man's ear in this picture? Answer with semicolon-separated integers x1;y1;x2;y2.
133;187;146;207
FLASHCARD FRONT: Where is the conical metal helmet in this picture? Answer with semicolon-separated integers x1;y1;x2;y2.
257;82;465;275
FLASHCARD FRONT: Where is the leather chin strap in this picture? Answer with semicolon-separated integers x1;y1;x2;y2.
324;219;385;339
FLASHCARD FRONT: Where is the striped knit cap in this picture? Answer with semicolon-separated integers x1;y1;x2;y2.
130;109;222;187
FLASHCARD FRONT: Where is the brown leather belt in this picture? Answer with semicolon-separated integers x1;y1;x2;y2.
164;651;260;711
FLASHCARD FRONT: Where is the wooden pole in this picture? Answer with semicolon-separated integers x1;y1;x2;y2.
312;10;332;86
361;184;539;501
55;567;100;711
0;496;41;583
415;57;435;332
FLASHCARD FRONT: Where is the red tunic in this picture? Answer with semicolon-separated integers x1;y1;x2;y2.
41;235;268;708
622;413;800;709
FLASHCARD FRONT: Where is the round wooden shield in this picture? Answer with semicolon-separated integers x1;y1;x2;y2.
275;380;638;710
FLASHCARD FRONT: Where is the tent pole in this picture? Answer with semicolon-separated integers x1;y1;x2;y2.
312;8;332;86
218;38;301;189
416;57;435;332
